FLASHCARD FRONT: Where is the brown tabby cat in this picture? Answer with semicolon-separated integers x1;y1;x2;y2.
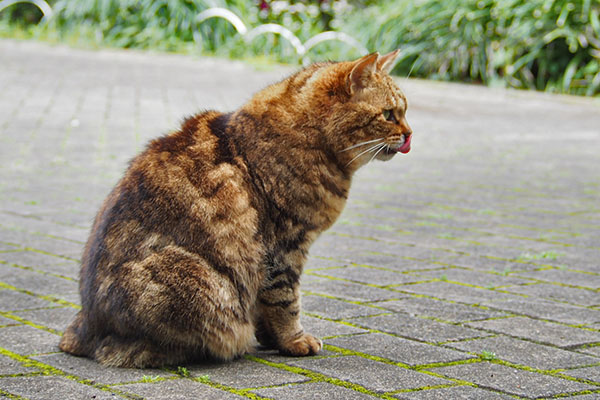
59;50;412;368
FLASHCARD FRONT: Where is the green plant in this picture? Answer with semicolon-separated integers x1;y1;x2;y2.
176;366;190;377
346;0;600;95
518;250;564;261
480;350;497;360
140;375;161;383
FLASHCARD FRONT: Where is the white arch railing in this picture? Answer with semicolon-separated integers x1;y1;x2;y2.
0;0;53;22
1;4;368;63
196;7;368;64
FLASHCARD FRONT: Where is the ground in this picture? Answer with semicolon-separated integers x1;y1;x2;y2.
1;39;599;400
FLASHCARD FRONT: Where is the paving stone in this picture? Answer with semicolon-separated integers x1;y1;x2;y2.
0;264;79;297
505;283;600;307
326;333;474;366
289;356;450;393
0;289;56;311
393;385;514;399
514;269;600;290
33;353;176;385
418;268;531;288
300;315;368;338
118;379;245;399
0;375;117;399
303;278;399;302
314;266;425;286
15;307;78;333
253;381;376;400
188;358;309;389
580;346;600;358
395;281;520;305
353;314;490;344
0;325;60;355
0;353;37;375
343;252;441;272
482;297;600;325
467;317;600;348
301;295;386;320
431;362;596;398
564;366;600;383
374;297;508;323
446;335;600;370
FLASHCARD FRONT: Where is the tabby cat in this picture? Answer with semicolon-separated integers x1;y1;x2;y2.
59;50;412;368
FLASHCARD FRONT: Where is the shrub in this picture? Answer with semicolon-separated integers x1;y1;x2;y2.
356;0;600;95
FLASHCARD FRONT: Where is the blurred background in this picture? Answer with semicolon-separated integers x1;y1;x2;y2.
1;0;599;97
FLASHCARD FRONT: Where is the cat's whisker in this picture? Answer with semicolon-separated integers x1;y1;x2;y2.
339;138;383;153
345;142;386;167
368;143;388;164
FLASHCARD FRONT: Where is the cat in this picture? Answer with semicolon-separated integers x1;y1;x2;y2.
58;50;412;368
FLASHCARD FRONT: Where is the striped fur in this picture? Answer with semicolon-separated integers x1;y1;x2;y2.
59;51;412;368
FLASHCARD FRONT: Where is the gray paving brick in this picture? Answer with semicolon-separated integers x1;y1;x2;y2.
0;325;59;355
353;314;490;344
564;366;600;383
0;290;55;311
467;317;600;348
118;379;245;399
33;353;176;385
300;315;368;338
0;354;37;375
253;381;376;399
514;269;600;290
313;266;425;286
418;268;531;288
395;281;521;305
374;297;508;323
505;283;600;307
446;335;600;370
289;356;450;393
303;277;400;302
393;385;514;400
481;297;600;325
431;362;596;398
0;375;116;399
188;358;309;389
13;307;78;333
326;333;474;366
301;295;386;320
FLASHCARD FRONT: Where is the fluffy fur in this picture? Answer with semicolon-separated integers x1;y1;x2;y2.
59;51;412;368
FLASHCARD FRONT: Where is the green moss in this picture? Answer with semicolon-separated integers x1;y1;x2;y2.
0;281;80;309
0;311;62;335
0;347;139;399
0;388;30;400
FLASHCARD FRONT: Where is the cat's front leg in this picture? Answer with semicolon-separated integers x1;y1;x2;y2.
257;263;322;356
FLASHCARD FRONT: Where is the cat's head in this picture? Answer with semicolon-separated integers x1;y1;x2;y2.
317;50;413;171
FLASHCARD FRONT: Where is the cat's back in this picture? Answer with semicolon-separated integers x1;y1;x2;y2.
82;110;261;282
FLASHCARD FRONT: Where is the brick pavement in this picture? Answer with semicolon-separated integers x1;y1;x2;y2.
1;39;600;399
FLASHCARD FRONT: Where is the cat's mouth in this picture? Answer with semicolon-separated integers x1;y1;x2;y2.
385;133;412;155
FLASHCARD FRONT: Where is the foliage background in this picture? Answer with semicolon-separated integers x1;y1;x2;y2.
1;0;599;96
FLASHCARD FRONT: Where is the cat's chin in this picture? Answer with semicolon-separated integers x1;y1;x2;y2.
376;151;397;161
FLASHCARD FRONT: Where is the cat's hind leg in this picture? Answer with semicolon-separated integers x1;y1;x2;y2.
93;335;190;368
87;246;260;367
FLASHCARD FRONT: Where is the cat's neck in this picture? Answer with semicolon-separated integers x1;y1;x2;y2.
228;108;350;233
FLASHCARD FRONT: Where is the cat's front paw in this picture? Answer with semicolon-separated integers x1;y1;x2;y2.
279;333;322;357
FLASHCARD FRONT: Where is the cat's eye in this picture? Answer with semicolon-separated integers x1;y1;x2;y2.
383;109;397;123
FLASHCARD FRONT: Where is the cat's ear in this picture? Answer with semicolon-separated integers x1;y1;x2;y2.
377;49;401;74
347;52;379;94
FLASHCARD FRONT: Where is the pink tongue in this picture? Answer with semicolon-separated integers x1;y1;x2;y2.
399;135;411;154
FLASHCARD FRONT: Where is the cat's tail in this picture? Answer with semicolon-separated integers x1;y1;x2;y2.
59;311;92;357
